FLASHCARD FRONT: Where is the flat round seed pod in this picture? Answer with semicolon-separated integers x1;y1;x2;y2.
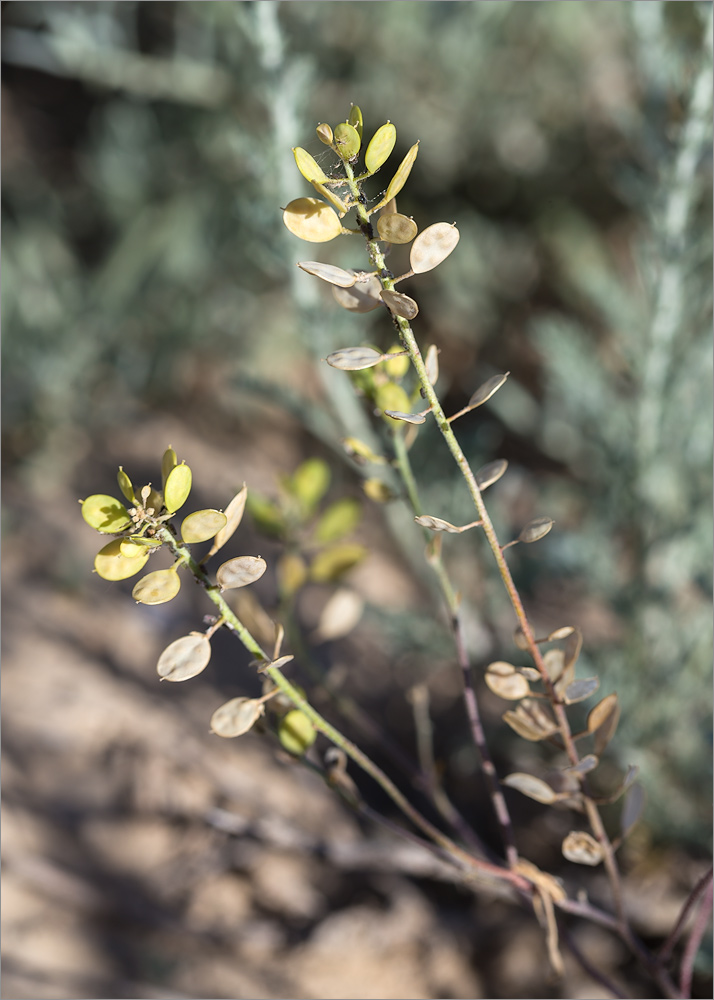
164;463;192;513
503;772;558;804
297;261;356;287
326;346;384;371
365;122;397;174
82;494;132;533
410;222;460;273
384;141;419;203
210;697;264;738
283;198;342;243
278;709;317;755
377;212;417;244
181;508;227;544
216;555;267;590
132;568;181;605
95;538;150;580
518;517;554;543
475;458;508;490
157;633;212;682
333;122;360;160
292;146;328;184
332;273;383;312
380;289;419;320
468;372;509;409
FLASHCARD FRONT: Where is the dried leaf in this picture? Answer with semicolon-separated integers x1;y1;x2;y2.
485;662;531;700
475;459;508;490
326;346;385;371
410;222;460;274
216;555;267;590
380;288;419;320
518;517;554;544
206;485;248;558
564;677;600;705
562;831;604;866
157;633;212;682
468;372;509;409
503;772;558;804
297;261;356;287
210;697;264;738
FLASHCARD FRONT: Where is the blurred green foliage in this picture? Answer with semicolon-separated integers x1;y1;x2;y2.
2;1;711;847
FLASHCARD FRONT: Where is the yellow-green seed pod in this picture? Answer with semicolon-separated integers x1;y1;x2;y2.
277;552;308;598
333;122;361;160
375;382;412;423
117;468;136;504
383;141;420;205
348;104;363;139
132;568;181;605
316;122;333;145
164;463;192;513
292;146;329;184
314;497;361;544
365;122;396;174
382;344;410;379
363;478;395;503
290;457;331;514
283;197;343;243
157;633;212;682
81;494;132;533
278;709;316;755
161;446;177;490
377;212;417;245
95;538;150;580
181;509;227;544
310;543;367;583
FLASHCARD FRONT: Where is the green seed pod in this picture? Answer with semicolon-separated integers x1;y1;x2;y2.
181;508;228;544
314;497;361;544
117;468;136;504
278;709;317;755
348;104;363;139
161;446;177;490
292;146;329;184
375;382;412;422
333;122;361;160
81;494;132;533
310;544;367;583
290;458;331;514
365;122;397;174
164;463;192;513
316;122;333;145
283;198;343;243
132;568;181;605
383;141;419;204
157;633;212;682
376;212;417;245
216;555;267;590
95;538;150;580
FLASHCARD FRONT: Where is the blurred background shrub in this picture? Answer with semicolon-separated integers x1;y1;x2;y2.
2;0;711;853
